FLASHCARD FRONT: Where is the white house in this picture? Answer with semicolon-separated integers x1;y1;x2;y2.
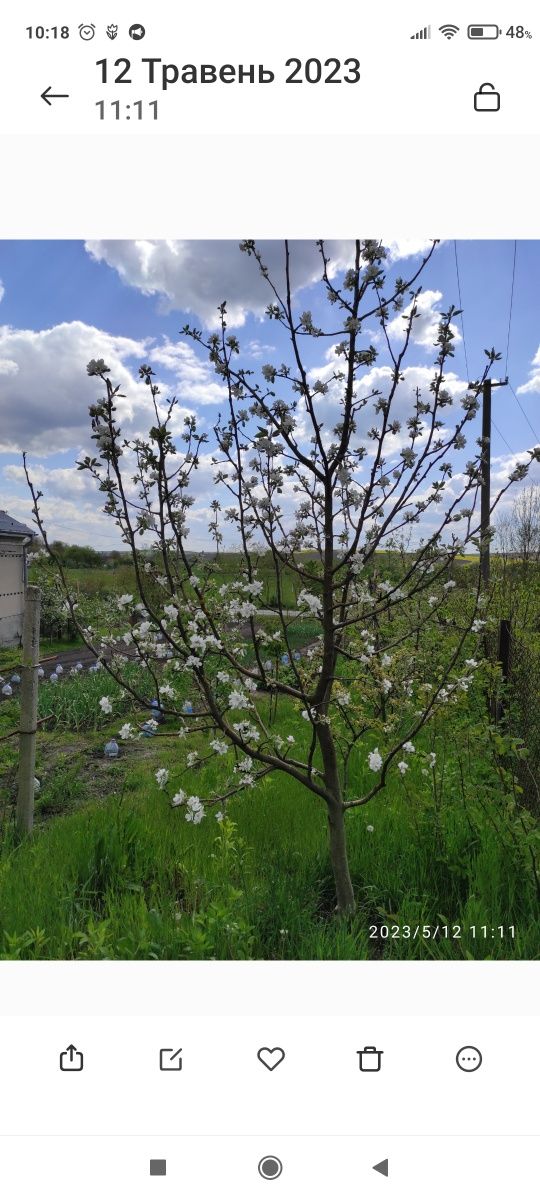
0;510;35;647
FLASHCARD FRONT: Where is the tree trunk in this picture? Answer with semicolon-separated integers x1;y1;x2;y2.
318;724;356;914
327;800;356;914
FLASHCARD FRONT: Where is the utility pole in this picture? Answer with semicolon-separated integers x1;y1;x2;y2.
469;376;508;587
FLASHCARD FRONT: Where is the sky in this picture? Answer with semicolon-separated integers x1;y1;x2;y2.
0;238;539;550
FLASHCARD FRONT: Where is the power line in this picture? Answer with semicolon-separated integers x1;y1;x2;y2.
491;418;514;455
501;238;540;447
454;241;513;456
504;240;517;378
509;382;540;446
453;240;470;380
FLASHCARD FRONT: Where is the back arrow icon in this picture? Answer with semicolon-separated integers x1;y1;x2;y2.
41;86;70;106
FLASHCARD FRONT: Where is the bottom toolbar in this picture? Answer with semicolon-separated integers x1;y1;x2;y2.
0;1135;537;1200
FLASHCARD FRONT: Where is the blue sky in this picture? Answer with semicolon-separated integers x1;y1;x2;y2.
0;239;539;548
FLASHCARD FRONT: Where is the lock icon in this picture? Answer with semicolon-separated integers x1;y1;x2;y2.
474;82;500;111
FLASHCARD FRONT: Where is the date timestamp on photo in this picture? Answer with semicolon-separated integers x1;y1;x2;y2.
369;924;517;940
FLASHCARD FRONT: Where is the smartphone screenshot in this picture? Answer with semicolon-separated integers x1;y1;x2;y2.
0;3;538;1196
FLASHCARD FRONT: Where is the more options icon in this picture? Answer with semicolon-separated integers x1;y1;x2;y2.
456;1045;482;1072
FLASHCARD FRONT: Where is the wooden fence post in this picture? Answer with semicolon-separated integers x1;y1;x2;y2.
17;585;41;835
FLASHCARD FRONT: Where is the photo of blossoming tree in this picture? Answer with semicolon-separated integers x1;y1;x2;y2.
1;239;539;958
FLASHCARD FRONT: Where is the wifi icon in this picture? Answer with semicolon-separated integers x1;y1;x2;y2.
439;23;460;39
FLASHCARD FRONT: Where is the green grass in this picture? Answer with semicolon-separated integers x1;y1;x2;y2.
1;554;537;961
0;692;537;960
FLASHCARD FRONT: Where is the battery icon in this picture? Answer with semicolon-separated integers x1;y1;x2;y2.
468;24;501;38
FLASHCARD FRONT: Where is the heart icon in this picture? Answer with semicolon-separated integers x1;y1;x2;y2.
257;1046;285;1071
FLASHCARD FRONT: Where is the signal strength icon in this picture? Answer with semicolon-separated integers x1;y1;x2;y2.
439;24;460;39
411;25;431;39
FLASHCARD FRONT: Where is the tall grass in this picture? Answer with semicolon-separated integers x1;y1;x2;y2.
0;697;537;960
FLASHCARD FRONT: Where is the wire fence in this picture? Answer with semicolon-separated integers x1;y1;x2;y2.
506;630;540;813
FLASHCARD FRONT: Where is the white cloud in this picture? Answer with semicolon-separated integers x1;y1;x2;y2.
490;451;540;488
84;240;351;327
0;321;151;455
150;339;227;407
0;488;124;549
245;339;277;359
4;462;94;498
0;358;18;376
517;344;540;395
385;239;437;263
84;239;438;329
305;356;468;455
386;290;460;349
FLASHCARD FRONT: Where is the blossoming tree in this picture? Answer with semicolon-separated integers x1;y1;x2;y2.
26;240;540;914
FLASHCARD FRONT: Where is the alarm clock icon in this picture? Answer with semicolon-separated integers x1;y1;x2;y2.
79;24;96;41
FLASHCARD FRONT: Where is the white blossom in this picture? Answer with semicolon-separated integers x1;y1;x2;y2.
368;748;383;772
297;589;323;617
397;760;409;775
243;579;264;596
402;741;415;754
228;689;251;710
185;795;205;824
210;738;229;756
119;723;134;740
99;696;112;715
155;768;169;789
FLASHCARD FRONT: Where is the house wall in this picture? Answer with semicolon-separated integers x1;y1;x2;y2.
0;542;25;646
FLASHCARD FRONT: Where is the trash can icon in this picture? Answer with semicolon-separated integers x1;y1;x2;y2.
357;1046;383;1072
